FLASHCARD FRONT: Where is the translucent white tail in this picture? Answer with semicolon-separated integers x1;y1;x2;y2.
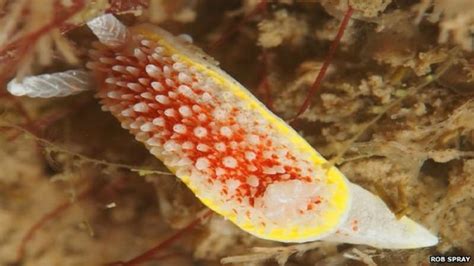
323;183;438;249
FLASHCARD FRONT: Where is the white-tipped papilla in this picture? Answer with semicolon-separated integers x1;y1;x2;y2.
7;70;90;98
87;13;128;48
323;183;438;249
177;34;193;44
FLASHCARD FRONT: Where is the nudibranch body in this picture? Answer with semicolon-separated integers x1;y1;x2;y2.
7;14;439;249
87;19;351;243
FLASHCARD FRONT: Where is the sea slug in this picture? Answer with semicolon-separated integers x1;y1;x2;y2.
7;14;439;249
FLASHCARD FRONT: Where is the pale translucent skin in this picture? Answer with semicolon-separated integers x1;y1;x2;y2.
6;14;440;249
323;183;438;249
259;180;322;224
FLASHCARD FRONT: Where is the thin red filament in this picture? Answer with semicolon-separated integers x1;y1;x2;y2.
16;187;92;262
108;210;213;266
0;0;85;85
290;6;354;123
209;0;268;49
